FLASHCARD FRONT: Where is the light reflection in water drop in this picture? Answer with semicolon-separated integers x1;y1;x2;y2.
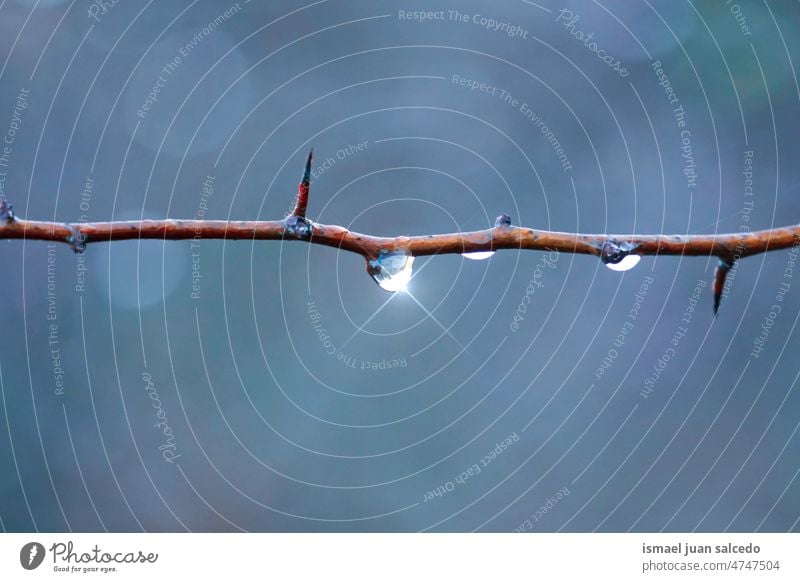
461;251;495;261
368;250;414;292
601;240;641;272
604;254;641;272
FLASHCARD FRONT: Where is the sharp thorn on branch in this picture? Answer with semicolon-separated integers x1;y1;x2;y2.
284;148;315;239
291;148;314;219
712;257;734;315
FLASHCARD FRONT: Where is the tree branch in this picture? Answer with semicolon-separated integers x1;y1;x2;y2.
0;153;797;312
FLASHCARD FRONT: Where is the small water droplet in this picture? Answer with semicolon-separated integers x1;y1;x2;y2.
495;214;512;227
601;240;640;272
461;251;496;261
367;250;414;292
605;254;640;271
284;215;313;239
67;227;87;254
0;198;14;223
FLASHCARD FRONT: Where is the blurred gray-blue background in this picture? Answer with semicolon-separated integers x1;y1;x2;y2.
0;0;798;532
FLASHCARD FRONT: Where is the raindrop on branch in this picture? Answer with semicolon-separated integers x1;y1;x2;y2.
0;198;14;223
67;227;87;255
367;250;414;292
495;214;512;227
601;240;641;272
284;215;313;239
461;251;495;261
604;254;641;272
460;214;510;260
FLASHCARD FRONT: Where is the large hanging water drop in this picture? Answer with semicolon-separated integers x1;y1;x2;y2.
461;251;495;261
601;240;640;272
367;250;414;292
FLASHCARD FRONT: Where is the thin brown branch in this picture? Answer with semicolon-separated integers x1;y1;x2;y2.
1;155;798;311
1;214;797;260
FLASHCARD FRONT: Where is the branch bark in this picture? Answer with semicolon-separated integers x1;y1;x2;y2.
2;215;797;259
0;154;797;312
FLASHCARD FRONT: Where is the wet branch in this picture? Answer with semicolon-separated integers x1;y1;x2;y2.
0;151;797;313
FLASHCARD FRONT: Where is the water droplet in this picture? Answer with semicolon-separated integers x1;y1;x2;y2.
367;250;414;292
495;214;512;227
461;251;496;261
284;215;313;239
0;198;14;223
605;254;641;272
601;240;640;272
67;227;87;254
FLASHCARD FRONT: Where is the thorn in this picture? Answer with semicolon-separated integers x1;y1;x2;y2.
712;258;733;315
292;148;313;218
302;148;313;184
0;198;14;223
